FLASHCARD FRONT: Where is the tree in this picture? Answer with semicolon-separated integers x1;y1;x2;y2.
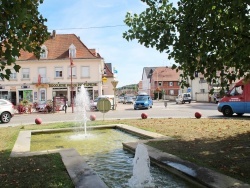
0;0;50;80
123;0;250;89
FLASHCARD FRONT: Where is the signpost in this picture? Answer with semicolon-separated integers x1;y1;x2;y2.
97;98;111;121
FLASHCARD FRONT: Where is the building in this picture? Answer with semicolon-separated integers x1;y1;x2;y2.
138;66;180;99
140;67;156;95
151;67;180;100
0;31;115;105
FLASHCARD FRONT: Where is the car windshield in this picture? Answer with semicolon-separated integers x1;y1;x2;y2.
136;96;148;101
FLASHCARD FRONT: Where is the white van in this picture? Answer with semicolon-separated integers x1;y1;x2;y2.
176;93;191;104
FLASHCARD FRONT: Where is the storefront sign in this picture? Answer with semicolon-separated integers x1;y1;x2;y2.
49;83;97;87
21;85;30;89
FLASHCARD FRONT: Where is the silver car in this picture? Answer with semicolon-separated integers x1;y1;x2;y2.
0;99;15;123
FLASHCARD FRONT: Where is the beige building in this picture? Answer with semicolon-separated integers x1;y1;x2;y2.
0;31;116;105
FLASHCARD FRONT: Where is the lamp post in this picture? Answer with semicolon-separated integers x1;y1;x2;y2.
111;80;118;110
70;57;74;113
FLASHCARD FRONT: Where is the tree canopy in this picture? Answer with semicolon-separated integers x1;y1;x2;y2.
123;0;250;89
0;0;49;80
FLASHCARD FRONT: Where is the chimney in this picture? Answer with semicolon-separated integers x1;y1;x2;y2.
52;30;56;38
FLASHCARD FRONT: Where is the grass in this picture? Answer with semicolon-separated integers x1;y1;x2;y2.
0;118;249;187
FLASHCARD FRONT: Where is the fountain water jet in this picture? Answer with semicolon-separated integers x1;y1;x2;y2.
74;85;90;136
128;143;154;188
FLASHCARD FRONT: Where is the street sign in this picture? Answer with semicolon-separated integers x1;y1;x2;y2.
97;98;111;113
187;87;191;93
102;77;107;83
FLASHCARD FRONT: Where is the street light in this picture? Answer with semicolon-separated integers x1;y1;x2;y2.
111;80;118;110
70;57;74;113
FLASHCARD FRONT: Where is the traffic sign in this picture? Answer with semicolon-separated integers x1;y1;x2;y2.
97;98;111;113
102;77;107;83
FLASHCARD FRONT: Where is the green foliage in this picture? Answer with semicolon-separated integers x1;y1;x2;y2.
0;0;50;80
123;0;250;89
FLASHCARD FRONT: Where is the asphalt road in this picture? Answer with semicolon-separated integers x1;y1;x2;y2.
1;100;226;127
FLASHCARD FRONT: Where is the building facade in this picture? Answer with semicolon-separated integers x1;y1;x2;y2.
0;31;114;105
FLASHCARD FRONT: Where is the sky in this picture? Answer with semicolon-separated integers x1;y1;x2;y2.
39;0;177;87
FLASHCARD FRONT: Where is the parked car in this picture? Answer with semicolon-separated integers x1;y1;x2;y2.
123;96;134;104
0;99;15;123
90;98;100;111
118;96;124;103
213;93;221;104
90;95;114;111
134;93;153;110
176;93;191;104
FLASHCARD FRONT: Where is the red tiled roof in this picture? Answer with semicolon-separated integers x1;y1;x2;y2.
152;67;179;81
104;63;113;77
18;33;102;60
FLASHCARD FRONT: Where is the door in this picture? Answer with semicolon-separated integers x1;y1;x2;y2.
39;88;46;102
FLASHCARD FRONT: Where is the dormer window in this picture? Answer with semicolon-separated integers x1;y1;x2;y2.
69;44;76;58
40;45;48;59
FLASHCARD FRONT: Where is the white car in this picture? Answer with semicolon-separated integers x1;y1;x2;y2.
0;99;15;123
176;93;191;104
118;96;124;103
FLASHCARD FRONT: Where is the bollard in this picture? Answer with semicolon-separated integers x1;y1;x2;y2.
164;101;167;108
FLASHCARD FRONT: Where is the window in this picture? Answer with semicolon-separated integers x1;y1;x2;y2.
40;45;48;59
22;68;30;79
55;67;63;78
158;82;162;86
199;78;206;83
194;71;199;77
38;67;46;83
200;89;205;93
68;66;76;77
69;44;76;58
169;82;173;86
10;69;17;80
81;66;90;78
169;90;174;95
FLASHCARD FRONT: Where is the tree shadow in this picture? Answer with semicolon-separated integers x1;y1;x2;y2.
148;132;250;184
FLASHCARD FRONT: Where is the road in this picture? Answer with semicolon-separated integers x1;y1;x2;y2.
1;101;225;127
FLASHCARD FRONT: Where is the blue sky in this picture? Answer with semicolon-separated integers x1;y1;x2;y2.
39;0;177;87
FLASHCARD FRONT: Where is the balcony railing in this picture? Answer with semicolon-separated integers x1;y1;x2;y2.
32;77;50;84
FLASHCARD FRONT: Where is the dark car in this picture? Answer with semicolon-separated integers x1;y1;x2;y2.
134;94;153;110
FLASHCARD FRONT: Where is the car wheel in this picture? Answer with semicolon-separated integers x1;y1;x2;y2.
134;108;137;110
222;106;233;117
1;112;11;123
189;101;191;103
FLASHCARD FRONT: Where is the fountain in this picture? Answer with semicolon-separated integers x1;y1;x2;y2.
128;143;154;188
29;85;199;187
74;85;90;136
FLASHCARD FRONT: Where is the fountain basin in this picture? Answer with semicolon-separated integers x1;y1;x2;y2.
10;124;249;188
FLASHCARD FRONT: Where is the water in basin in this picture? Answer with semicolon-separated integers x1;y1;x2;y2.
31;129;198;188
